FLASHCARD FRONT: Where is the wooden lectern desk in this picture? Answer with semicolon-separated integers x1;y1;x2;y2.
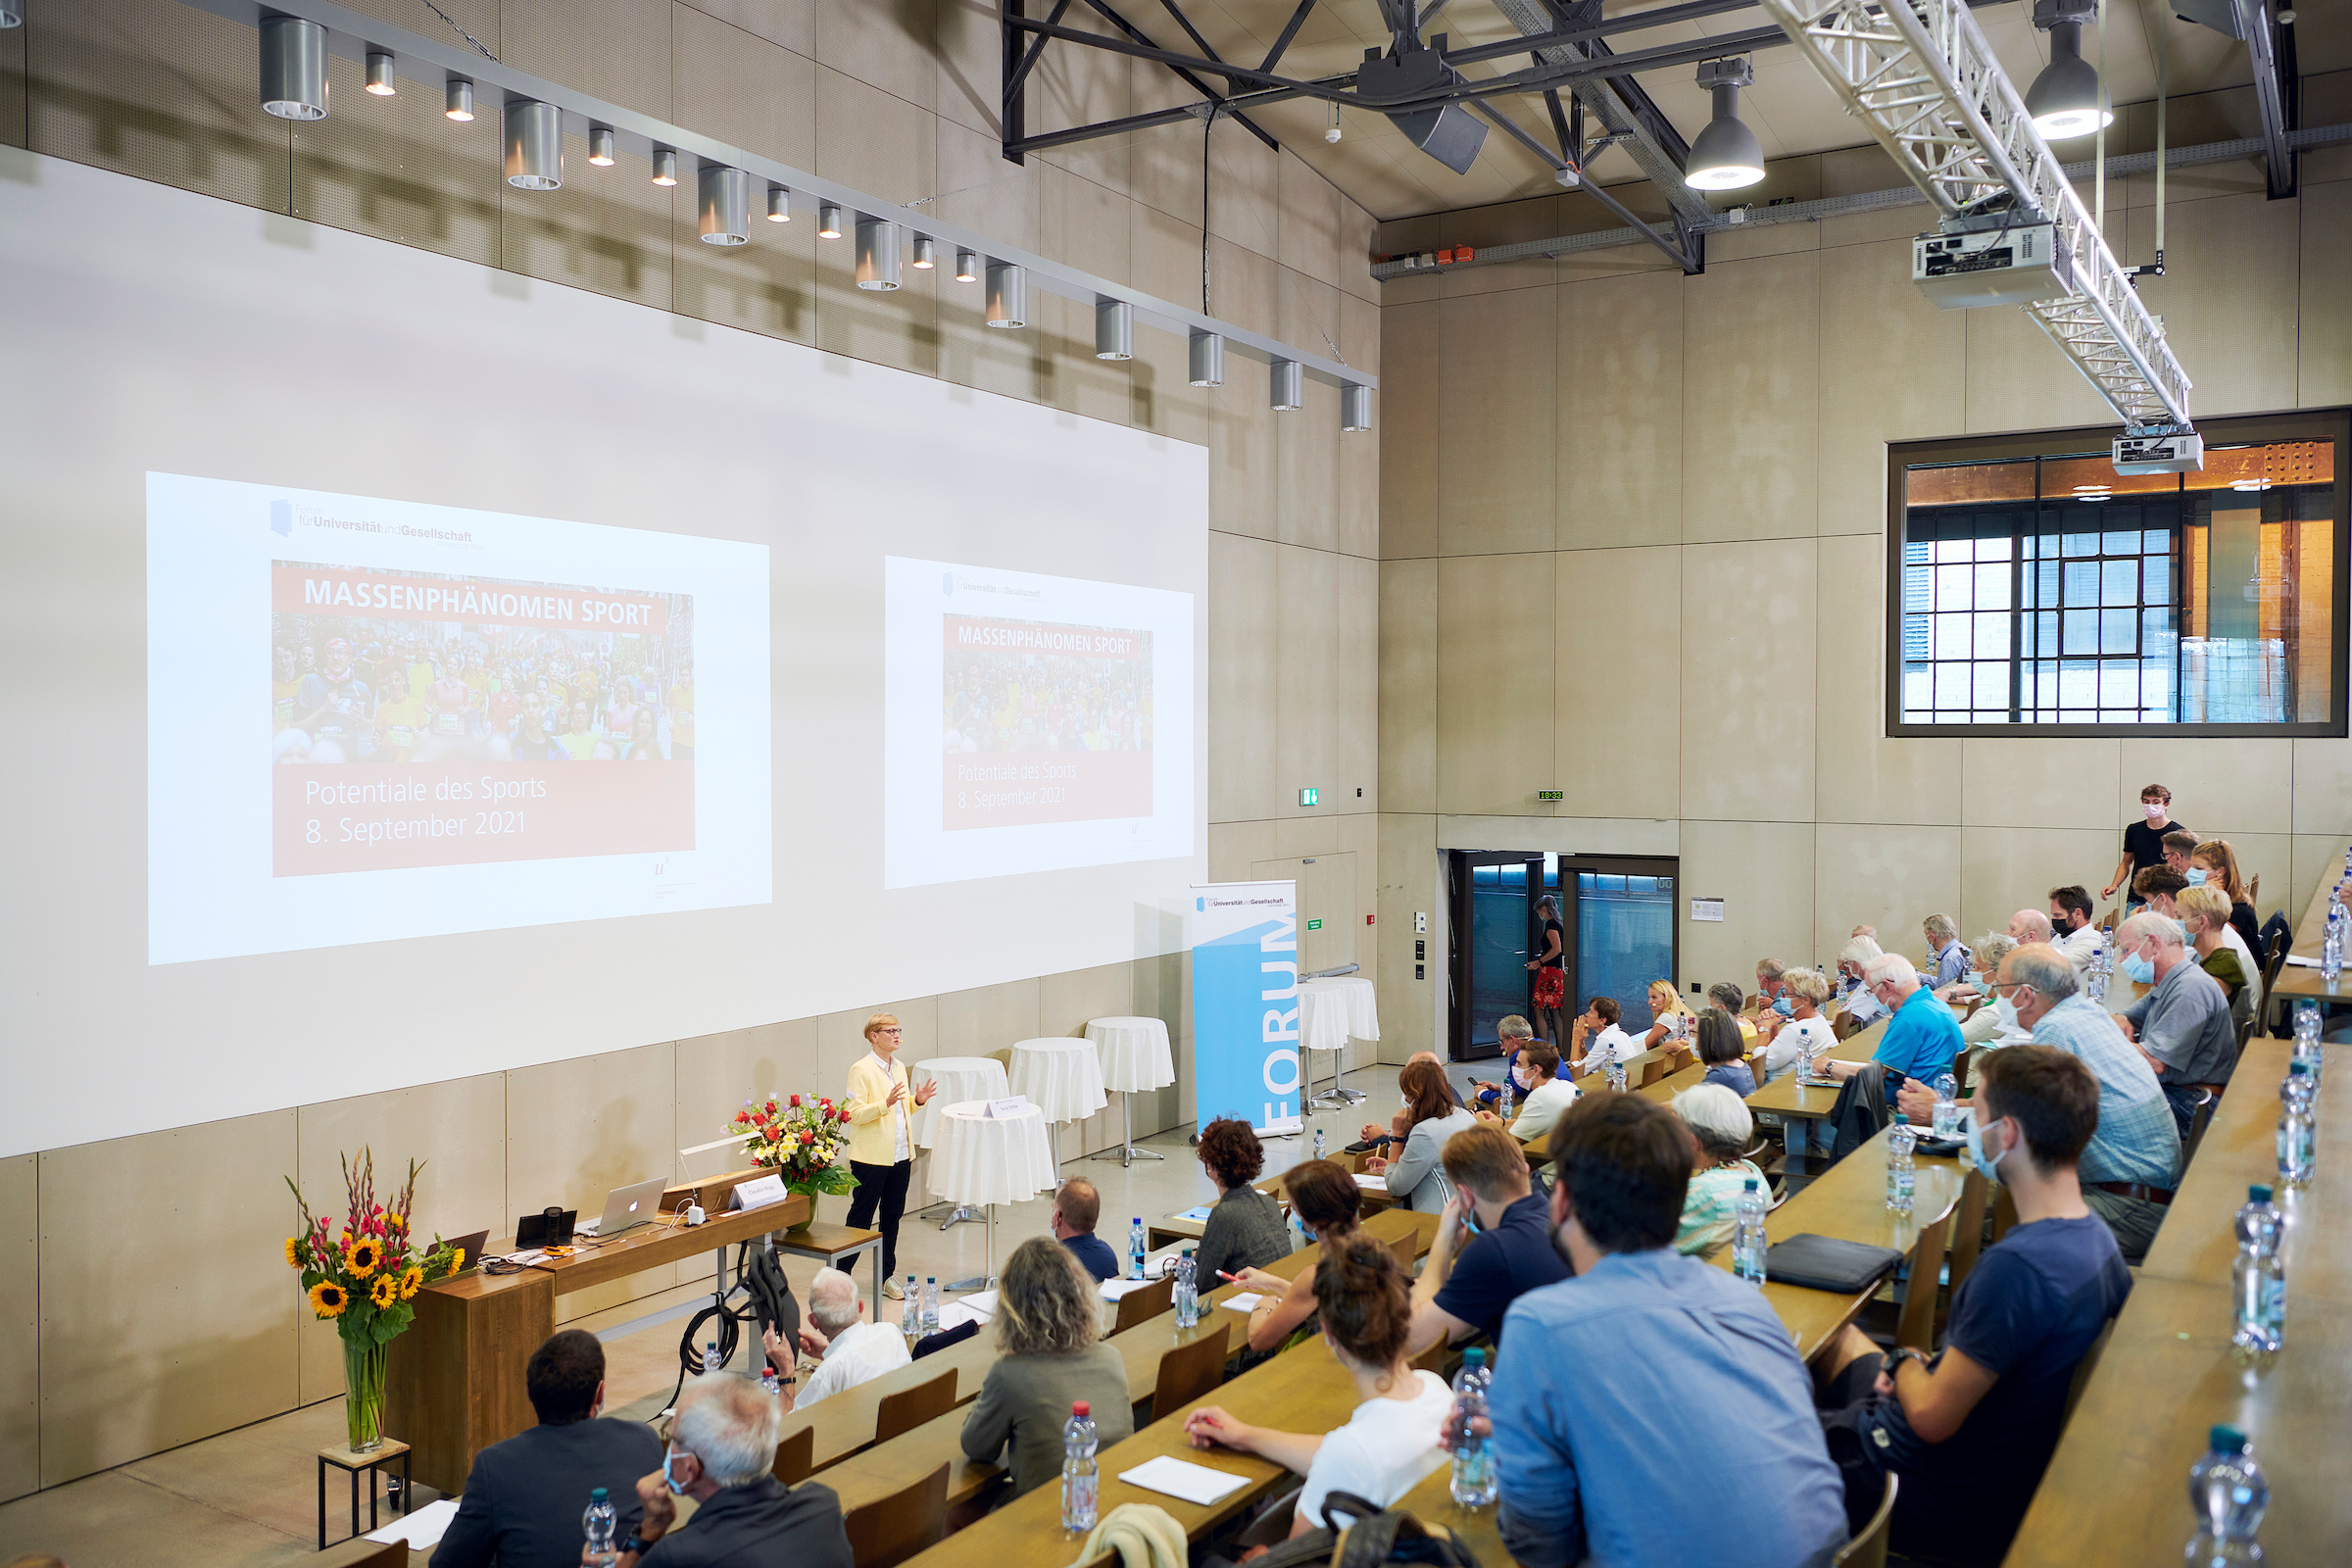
386;1194;810;1494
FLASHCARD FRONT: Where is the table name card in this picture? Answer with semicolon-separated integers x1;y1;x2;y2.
982;1095;1030;1119
730;1173;788;1210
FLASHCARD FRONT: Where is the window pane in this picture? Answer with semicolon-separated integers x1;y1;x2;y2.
1903;614;1931;661
2100;559;2139;606
2064;531;2101;557
2063;609;2099;655
1936;663;1972;709
1936;563;1974;612
2100;608;2137;654
2059;661;2098;708
1903;564;1933;612
2099;662;2140;708
2064;562;2100;606
2104;530;2142;557
1973;662;2007;709
1974;611;2010;659
1935;615;1972;660
1974;561;2011;611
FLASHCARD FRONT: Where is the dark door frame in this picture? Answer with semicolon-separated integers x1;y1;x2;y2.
1446;849;1683;1062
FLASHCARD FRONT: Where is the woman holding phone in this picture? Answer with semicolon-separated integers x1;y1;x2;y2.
844;1012;937;1299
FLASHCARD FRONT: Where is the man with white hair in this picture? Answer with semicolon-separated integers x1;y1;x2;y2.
1833;937;1886;1028
2005;909;2055;946
2110;910;2238;1136
1826;955;1963;1083
764;1267;908;1411
1922;914;1969;991
611;1374;851;1568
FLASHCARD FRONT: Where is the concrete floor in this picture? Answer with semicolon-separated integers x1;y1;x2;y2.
0;1065;1418;1568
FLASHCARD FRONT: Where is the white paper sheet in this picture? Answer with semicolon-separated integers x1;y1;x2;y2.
1101;1279;1158;1300
1219;1293;1265;1312
1352;1172;1388;1190
1117;1454;1250;1505
366;1497;460;1548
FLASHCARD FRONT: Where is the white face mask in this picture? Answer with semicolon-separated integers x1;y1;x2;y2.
1510;1064;1530;1090
1992;993;2021;1032
2144;803;2168;821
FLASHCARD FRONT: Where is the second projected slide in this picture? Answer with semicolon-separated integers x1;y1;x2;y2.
149;474;771;963
883;557;1193;888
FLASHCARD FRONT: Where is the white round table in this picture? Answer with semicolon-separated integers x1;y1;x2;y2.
1085;1016;1175;1166
927;1099;1057;1288
907;1056;1008;1150
1009;1036;1107;1178
1298;976;1381;1106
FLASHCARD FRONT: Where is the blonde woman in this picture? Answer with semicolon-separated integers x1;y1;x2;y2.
1640;979;1696;1050
959;1238;1134;1497
844;1012;937;1298
2180;885;2257;1037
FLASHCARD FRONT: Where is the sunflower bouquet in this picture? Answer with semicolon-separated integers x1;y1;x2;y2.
728;1093;858;1200
284;1148;466;1452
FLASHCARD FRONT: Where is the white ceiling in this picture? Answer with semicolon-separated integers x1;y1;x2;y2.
1082;0;2343;220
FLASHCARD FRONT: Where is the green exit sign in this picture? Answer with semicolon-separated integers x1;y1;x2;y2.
1538;790;1564;801
1298;787;1319;806
1305;918;1324;931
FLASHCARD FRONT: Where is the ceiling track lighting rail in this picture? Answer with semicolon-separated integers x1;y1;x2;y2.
1755;0;2189;430
172;0;1370;411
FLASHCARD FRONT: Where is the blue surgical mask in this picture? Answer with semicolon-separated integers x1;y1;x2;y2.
1773;994;1793;1016
2184;867;2208;886
1963;1111;2009;1183
2121;947;2156;985
662;1446;689;1494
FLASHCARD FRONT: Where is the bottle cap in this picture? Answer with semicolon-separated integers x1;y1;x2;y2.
1743;1178;1759;1190
1462;1348;1485;1367
2290;1060;2309;1074
1072;1400;1091;1417
1891;1112;1907;1124
928;1275;937;1282
592;1486;610;1500
2250;1184;2273;1202
2211;1424;2248;1453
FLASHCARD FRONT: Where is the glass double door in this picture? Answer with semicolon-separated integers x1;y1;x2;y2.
1447;851;1680;1061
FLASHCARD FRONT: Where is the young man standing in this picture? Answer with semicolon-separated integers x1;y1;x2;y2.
2105;784;2189;905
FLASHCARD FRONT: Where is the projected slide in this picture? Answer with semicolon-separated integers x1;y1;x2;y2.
151;474;770;963
884;558;1193;888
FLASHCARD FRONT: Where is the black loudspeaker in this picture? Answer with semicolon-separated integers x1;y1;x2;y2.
1356;42;1489;176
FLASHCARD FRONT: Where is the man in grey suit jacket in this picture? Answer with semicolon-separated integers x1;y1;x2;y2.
432;1330;664;1568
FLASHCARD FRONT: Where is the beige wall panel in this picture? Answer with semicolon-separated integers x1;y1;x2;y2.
293;1074;509;1404
1277;148;1343;286
1129;113;1204;233
1339;191;1378;303
1375;813;1442;1062
672;4;815;167
935;111;1039;252
1435;815;1680;857
0;1153;33;1503
1437;288;1556;557
673;197;816;343
1027;16;1129;198
504;0;673;121
1554;546;1681;819
2302;181;2352;406
684;0;815;57
1209;530;1281;822
935;978;1043;1061
1962;303;2113;434
1207;817;1282;882
1124;320;1207;445
1381;558;1439;815
1819;203;1934;250
1380;301;1441;560
2290;833;2352;924
1131;200;1203;310
814;0;936;113
1274;545;1375;813
1957;826;2119;944
290;56;501;266
931;0;1002;139
2128;190;2299;418
499;131;674;310
1040;162;1130;284
1322;550;1382;811
1682;250;1818;544
1706;221;1820;263
1205;233;1277;337
1811;823;1963;974
1678;819;1816;994
2114;739;2291;838
1958;737;2119;831
1557;270;1683;552
40;1111;300;1486
1437;554;1556;816
813;64;934;203
1815;532;1963;824
1205;119;1279;261
674;1017;820;1179
1278;377;1342;553
1209;375;1278;542
2292;737;2352;837
505;1044;684;1314
1038;962;1147;1044
1817;237;1966;538
933;120;1042;402
1680;538;1818;823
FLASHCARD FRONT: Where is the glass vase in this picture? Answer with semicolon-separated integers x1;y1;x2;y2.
343;1336;388;1453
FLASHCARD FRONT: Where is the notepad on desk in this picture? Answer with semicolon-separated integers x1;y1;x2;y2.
1174;1204;1213;1222
1101;1279;1159;1300
367;1497;459;1549
1118;1455;1250;1505
1219;1293;1265;1312
1351;1173;1388;1190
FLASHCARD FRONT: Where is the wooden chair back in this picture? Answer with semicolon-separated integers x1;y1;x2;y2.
1941;1167;1989;1334
2247;871;2261;906
1894;1206;1953;1352
2180;1088;2221;1171
772;1423;814;1485
1112;1275;1175;1335
843;1460;950;1568
1990;1183;2019;1243
1833;1472;1899;1568
1388;1231;1417;1271
1150;1328;1229;1421
2263;940;2289;997
1638;1055;1666;1088
2061;1318;2118;1428
872;1368;955;1444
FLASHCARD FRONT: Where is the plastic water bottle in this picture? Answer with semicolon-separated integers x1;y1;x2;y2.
584;1486;618;1568
2231;1184;2285;1362
1605;1054;1627;1093
1313;1127;1326;1161
2292;1001;2325;1087
2085;932;2109;1004
1797;1025;1817;1082
903;1277;919;1340
1129;1218;1148;1281
2185;1425;2270;1566
2327;906;2345;985
760;1364;781;1399
702;1340;721;1374
1447;1348;1496;1506
1060;1401;1099;1532
1173;1250;1199;1330
1931;1073;1961;1139
2278;1062;2317;1188
1732;1178;1768;1287
1886;1115;1916;1214
922;1277;940;1336
1500;1070;1516;1121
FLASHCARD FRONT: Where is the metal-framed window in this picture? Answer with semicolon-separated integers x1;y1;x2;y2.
1887;412;2350;737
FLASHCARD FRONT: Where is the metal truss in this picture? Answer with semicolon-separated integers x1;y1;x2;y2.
1757;0;2190;430
2235;0;2297;198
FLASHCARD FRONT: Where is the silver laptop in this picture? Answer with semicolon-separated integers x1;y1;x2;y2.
577;1175;668;1239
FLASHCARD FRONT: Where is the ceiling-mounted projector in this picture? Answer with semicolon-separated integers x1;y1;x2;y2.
1913;222;2072;309
2113;430;2204;475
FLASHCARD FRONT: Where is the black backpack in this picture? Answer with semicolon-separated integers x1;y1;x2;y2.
1207;1493;1483;1568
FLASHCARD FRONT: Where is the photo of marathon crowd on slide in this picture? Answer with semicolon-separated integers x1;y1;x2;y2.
271;572;696;768
943;623;1152;757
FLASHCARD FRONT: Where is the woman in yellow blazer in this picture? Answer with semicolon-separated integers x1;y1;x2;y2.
845;1012;937;1298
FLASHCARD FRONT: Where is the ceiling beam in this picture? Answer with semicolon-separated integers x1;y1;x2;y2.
2236;0;2297;197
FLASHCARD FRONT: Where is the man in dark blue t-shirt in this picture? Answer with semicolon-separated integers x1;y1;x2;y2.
1404;1123;1571;1353
1050;1178;1120;1283
1814;1045;2131;1567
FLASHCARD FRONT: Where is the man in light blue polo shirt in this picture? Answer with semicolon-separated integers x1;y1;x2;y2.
1826;954;1964;1085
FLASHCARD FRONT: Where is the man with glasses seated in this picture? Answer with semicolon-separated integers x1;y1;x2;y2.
1821;954;1962;1085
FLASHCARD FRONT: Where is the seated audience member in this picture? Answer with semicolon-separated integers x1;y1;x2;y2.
2131;863;2188;921
1754;957;1793;1017
1494;1042;1577;1141
1825;955;1961;1084
1669;1083;1766;1259
1403;1124;1571;1352
1708;982;1759;1049
1817;1046;2131;1567
960;1239;1134;1498
2005;908;2056;946
2160;827;2200;876
1956;935;2032;1048
1569;995;1642;1075
1756;966;1839;1082
2047;885;2101;978
1639;979;1696;1049
2105;782;2188;906
765;1268;907;1410
2180;885;2256;1037
1366;1059;1479;1212
1694;1007;1756;1097
1487;1096;1848;1568
1050;1178;1119;1283
1186;1240;1452;1534
1234;1159;1362;1353
612;1374;851;1568
1923;913;1970;991
2188;839;2263;959
1473;1014;1537;1109
433;1330;664;1568
1833;937;1886;1027
1193;1118;1294;1284
1358;1052;1465;1146
1896;944;2179;1261
2111;911;2237;1136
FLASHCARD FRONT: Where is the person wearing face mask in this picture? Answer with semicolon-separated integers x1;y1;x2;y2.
2004;908;2055;946
1922;912;1971;991
2188;838;2265;960
607;1372;851;1568
1813;1046;2131;1567
1752;957;1794;1019
2129;863;2188;923
1497;1042;1578;1140
1401;1124;1570;1354
2109;910;2238;1137
1894;944;2179;1260
1757;966;1839;1084
1822;955;1961;1084
1953;936;2033;1049
1831;936;1886;1031
2103;783;2188;906
2179;885;2257;1037
2159;826;2200;876
1473;1014;1538;1110
2045;884;2103;980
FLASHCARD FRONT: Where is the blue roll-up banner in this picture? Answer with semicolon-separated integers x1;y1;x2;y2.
1191;881;1303;1136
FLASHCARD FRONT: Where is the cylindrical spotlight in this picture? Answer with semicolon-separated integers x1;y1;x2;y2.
985;262;1026;328
260;16;328;122
366;50;397;97
652;148;678;186
0;5;21;27
1189;331;1224;387
911;235;936;270
1688;60;1764;190
2026;16;2110;139
1095;300;1133;362
766;184;792;222
955;248;980;283
817;201;843;238
1342;383;1373;432
1270;358;1303;412
445;76;475;122
504;100;563;190
699;165;750;245
588;126;615;167
856;217;902;290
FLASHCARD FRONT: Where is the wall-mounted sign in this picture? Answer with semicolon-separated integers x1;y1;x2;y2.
1305;918;1323;931
1690;899;1725;922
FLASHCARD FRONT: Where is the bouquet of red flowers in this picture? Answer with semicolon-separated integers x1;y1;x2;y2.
728;1093;858;1198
